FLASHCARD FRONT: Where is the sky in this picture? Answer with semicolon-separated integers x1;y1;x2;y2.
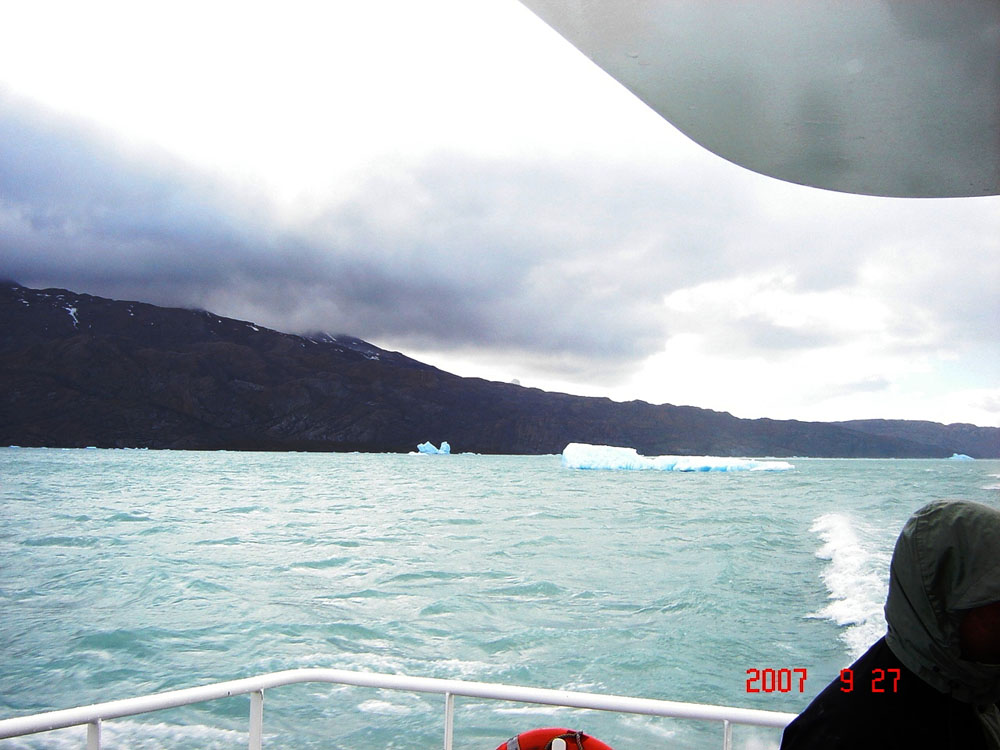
0;0;997;427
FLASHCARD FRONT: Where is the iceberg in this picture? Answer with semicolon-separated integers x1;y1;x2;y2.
417;441;451;455
948;453;974;461
561;443;794;472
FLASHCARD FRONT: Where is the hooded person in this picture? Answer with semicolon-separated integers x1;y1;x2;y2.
781;499;1000;749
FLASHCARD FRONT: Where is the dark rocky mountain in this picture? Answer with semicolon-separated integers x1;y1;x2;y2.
834;419;998;460
2;282;997;457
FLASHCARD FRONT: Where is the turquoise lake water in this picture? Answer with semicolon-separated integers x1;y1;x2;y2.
1;448;998;749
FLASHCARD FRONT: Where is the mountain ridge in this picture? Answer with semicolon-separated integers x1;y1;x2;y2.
2;282;997;457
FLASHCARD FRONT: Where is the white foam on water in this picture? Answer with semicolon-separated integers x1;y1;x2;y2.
357;699;415;716
329;651;409;674
809;513;888;659
0;719;247;750
738;733;782;750
492;705;564;716
430;657;499;678
618;714;678;740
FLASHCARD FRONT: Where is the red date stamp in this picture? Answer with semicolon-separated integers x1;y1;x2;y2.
839;668;901;693
745;667;902;694
745;668;808;693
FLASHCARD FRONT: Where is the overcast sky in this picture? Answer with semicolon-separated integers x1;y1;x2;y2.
1;0;997;427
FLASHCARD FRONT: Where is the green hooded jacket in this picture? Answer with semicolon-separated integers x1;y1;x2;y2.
884;499;1000;742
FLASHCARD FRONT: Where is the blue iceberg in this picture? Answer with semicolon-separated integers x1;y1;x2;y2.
948;453;974;461
561;443;794;472
417;441;451;455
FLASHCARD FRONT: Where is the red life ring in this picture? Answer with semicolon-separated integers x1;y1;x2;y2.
495;727;614;750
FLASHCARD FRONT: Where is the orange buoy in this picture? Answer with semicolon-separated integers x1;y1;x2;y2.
495;727;614;750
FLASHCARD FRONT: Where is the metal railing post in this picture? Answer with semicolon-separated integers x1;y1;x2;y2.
87;719;101;750
443;692;455;750
249;690;264;750
722;719;732;750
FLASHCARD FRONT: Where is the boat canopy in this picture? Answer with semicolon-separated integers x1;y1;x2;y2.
517;0;1000;198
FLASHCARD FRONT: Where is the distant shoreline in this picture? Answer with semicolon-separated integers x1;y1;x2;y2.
3;282;998;459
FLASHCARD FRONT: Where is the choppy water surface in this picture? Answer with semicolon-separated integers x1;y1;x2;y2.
1;448;998;749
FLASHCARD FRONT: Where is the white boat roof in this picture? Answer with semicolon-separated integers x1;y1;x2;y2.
517;0;1000;198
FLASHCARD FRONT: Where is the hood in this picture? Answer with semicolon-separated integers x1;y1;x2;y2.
885;500;1000;705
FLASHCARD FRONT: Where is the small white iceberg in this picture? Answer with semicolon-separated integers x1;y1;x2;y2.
561;443;793;472
948;453;974;461
417;441;451;455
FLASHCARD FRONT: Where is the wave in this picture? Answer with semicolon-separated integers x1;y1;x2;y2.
0;719;246;750
22;536;102;548
289;556;352;570
809;513;888;659
357;699;416;716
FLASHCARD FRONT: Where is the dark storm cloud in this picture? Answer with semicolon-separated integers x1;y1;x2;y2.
0;92;292;294
0;91;715;371
297;155;733;352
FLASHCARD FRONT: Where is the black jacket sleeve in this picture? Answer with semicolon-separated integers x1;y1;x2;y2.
780;638;988;750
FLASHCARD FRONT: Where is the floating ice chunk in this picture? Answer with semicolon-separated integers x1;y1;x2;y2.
561;443;793;472
948;453;974;461
417;441;451;455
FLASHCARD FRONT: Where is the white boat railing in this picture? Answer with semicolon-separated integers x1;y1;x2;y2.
0;667;796;750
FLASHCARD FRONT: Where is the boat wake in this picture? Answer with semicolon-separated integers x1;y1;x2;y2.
809;513;889;660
